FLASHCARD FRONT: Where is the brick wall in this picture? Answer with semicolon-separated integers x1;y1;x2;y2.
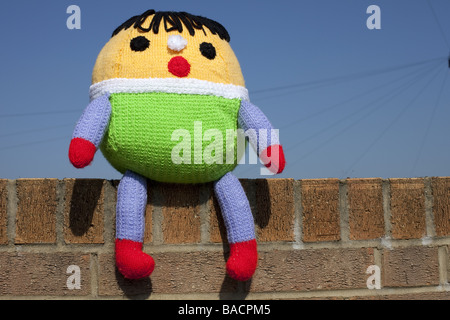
0;177;449;299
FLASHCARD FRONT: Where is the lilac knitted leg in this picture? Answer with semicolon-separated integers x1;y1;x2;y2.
116;170;147;243
213;172;255;244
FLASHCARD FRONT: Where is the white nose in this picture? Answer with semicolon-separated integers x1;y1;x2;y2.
167;34;188;52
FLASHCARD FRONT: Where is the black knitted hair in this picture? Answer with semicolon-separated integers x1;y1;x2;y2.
111;10;230;42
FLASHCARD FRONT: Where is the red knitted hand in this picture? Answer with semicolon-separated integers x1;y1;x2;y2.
259;144;286;174
69;137;96;168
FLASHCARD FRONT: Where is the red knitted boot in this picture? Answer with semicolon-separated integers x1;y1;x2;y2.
226;239;258;281
115;239;155;279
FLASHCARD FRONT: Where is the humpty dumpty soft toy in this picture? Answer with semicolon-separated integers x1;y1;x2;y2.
69;10;286;281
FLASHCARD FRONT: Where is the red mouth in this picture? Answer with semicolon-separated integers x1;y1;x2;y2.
168;56;191;78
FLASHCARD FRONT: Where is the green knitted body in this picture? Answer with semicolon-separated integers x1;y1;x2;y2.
100;92;241;183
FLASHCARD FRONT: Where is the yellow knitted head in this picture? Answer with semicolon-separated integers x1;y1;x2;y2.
92;10;245;87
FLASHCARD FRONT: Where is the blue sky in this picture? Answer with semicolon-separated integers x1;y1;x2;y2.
0;0;449;180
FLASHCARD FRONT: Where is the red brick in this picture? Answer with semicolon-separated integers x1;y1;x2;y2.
210;178;296;244
255;179;295;242
98;253;152;297
382;246;439;287
98;251;239;296
390;179;426;240
0;252;91;296
16;179;58;244
161;183;201;244
0;180;7;244
347;178;384;240
301;179;340;242
431;177;450;237
64;179;105;244
348;291;450;300
249;248;374;292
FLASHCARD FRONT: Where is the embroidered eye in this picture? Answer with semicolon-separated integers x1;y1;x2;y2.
130;36;150;52
199;42;216;60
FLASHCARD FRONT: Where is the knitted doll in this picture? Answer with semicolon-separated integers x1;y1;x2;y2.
69;10;286;281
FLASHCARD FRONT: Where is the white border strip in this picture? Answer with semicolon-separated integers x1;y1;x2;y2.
89;78;249;101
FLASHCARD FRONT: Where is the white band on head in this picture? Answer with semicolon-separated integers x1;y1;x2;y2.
167;34;188;52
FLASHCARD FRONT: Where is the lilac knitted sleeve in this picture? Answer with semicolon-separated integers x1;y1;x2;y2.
237;100;280;155
72;93;111;147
